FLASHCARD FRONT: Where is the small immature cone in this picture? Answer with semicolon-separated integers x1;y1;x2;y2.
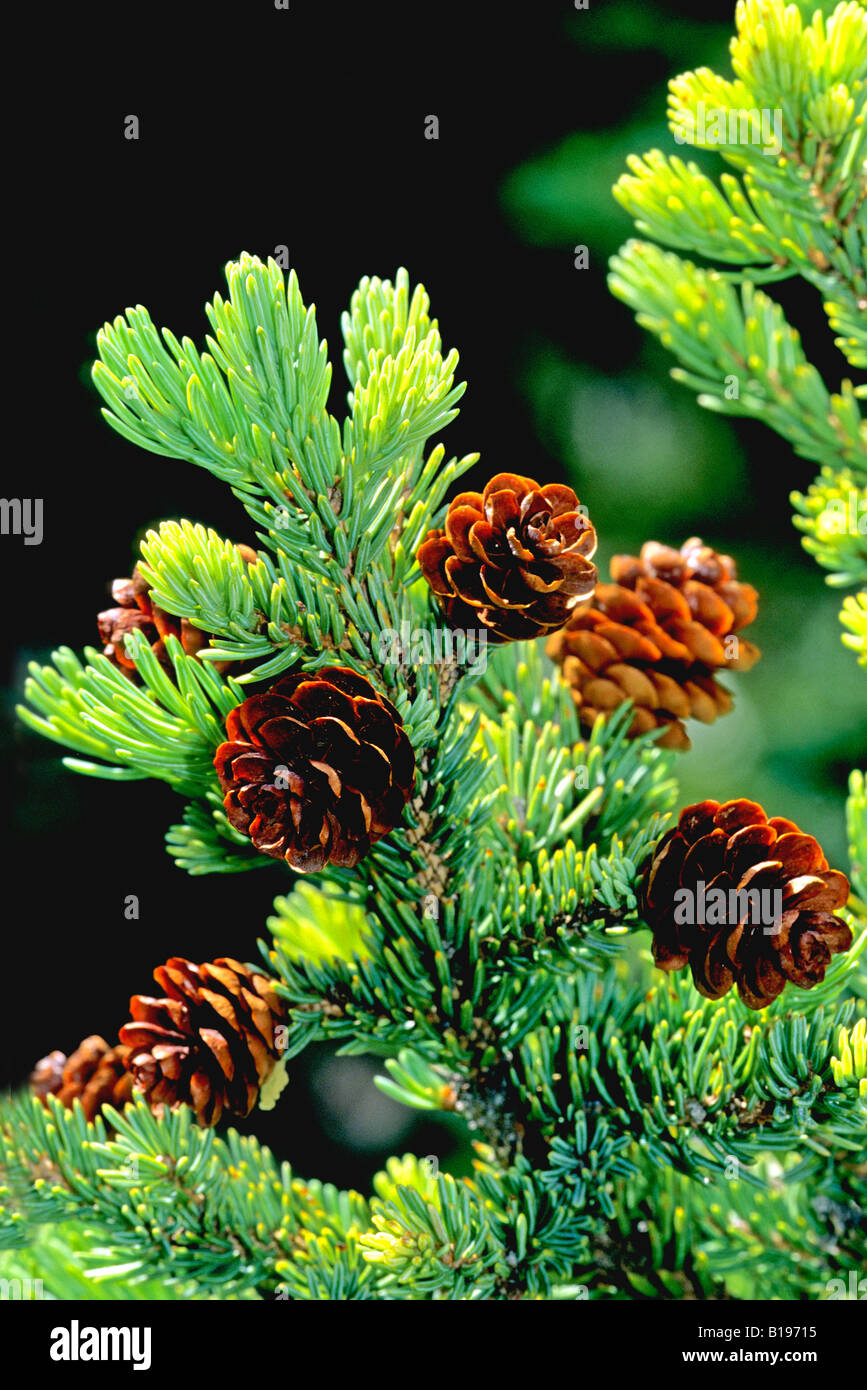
215;666;415;872
547;537;760;749
639;799;852;1010
119;956;287;1127
417;472;598;643
30;1036;134;1123
97;544;258;679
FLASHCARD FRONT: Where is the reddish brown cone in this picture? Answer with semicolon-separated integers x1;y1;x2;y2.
640;799;852;1009
30;1036;135;1122
214;666;415;872
417;472;598;643
547;537;760;749
97;545;258;679
119;956;287;1127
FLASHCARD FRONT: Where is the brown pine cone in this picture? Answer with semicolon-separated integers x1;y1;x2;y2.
30;1036;135;1123
417;472;598;643
640;799;852;1010
119;956;287;1127
546;538;760;749
97;544;258;679
214;666;415;872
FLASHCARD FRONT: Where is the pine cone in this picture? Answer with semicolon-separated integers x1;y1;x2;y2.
30;1036;134;1122
640;799;852;1010
546;538;760;749
97;545;258;679
119;957;287;1127
214;666;415;872
417;472;598;643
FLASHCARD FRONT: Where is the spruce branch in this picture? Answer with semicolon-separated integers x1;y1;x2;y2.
10;172;867;1299
0;1093;399;1299
609;0;867;472
17;638;241;793
165;796;274;876
790;466;867;585
93;258;475;581
840;591;867;666
609;243;866;471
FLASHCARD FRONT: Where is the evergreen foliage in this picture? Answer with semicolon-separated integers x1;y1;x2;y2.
609;0;866;671
2;1;865;1301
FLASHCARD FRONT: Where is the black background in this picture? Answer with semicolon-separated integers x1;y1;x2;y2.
2;0;832;1189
